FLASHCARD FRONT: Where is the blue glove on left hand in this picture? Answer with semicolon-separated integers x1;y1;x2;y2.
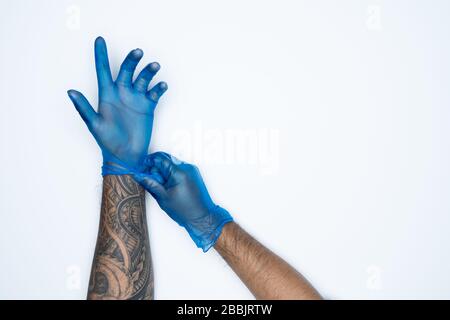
68;37;168;175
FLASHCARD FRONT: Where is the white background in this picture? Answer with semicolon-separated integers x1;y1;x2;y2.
1;0;450;299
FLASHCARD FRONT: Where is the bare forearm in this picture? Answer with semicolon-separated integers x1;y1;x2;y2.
214;222;321;300
87;175;153;300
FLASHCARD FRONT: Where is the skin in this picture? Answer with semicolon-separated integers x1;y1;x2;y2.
214;222;322;300
88;175;153;300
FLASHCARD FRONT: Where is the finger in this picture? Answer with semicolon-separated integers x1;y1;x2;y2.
133;173;166;199
142;162;166;184
67;90;99;129
116;49;143;87
146;81;168;102
94;36;113;89
149;168;165;184
134;62;160;92
146;152;184;166
155;152;184;165
145;152;173;166
145;152;174;180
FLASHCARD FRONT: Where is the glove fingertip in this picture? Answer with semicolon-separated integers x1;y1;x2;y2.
67;89;78;99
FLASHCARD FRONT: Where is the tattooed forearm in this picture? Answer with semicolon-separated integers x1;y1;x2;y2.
88;175;153;300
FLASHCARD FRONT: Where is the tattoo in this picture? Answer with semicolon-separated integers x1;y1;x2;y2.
88;175;153;300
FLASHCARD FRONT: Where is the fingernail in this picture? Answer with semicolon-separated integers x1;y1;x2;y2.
133;48;143;57
149;62;160;71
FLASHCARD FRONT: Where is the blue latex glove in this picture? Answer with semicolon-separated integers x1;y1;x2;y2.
133;152;234;252
68;37;168;175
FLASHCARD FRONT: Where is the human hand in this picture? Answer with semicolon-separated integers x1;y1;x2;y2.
133;152;233;252
68;37;167;175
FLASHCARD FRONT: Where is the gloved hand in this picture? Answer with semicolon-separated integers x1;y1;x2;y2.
133;152;234;252
67;37;167;175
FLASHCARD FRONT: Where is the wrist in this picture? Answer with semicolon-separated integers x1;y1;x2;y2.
184;205;234;252
214;221;236;251
102;152;146;176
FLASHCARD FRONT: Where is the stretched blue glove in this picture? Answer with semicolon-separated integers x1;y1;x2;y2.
133;152;234;252
67;37;168;175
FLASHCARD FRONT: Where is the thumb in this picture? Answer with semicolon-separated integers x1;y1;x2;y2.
133;173;166;199
67;89;99;129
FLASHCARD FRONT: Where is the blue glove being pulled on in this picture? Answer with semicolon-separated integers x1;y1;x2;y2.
134;152;233;252
68;37;167;175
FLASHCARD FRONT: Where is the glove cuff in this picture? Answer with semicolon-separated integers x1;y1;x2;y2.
185;205;234;252
102;161;137;176
101;154;145;176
